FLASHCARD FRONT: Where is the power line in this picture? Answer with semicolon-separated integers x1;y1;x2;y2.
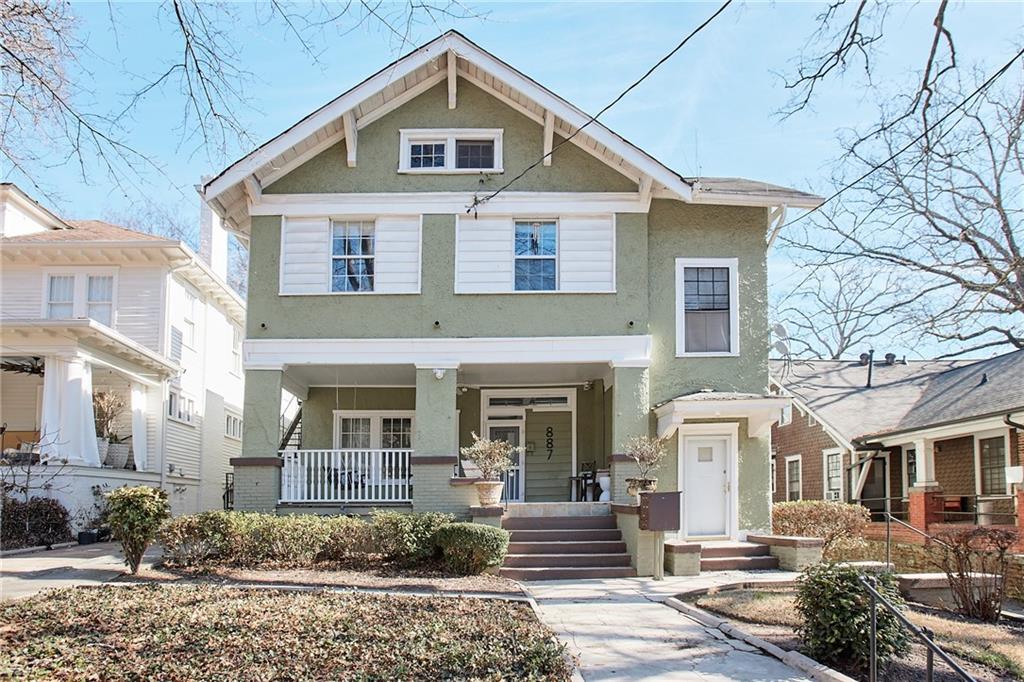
467;0;734;212
776;44;1024;234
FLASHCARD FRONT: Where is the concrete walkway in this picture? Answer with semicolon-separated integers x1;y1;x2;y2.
527;571;811;681
0;542;157;601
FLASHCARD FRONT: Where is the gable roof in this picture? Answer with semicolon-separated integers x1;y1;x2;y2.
771;350;1024;444
202;31;822;234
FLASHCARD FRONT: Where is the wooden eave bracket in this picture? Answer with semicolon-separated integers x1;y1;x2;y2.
447;50;457;109
543;110;554;166
242;175;262;207
638;175;653;208
342;110;357;167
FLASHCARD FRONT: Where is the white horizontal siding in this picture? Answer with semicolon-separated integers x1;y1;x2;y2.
280;217;330;294
374;216;420;293
166;418;202;479
456;216;513;293
558;215;615;292
115;267;164;351
0;268;42;318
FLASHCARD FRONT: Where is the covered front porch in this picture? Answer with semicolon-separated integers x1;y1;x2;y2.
234;335;655;516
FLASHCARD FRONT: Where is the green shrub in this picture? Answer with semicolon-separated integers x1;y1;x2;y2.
435;522;509;575
106;486;170;573
159;511;235;566
772;500;870;559
318;515;372;561
371;511;453;566
0;496;72;549
796;563;909;671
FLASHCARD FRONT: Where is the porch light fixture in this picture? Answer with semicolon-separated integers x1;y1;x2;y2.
433;368;446;380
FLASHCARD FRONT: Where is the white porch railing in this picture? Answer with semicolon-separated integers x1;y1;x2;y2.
279;449;413;503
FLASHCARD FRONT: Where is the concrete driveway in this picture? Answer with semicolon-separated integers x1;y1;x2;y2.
0;542;157;601
527;571;811;681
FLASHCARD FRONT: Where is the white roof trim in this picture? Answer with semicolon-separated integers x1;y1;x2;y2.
202;31;693;208
654;394;791;439
768;377;855;451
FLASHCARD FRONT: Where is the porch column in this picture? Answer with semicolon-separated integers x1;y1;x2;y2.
609;364;650;503
39;355;101;466
233;369;283;512
412;364;473;514
912;438;939;488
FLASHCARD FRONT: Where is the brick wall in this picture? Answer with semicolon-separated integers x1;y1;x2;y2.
770;405;845;502
933;435;975;496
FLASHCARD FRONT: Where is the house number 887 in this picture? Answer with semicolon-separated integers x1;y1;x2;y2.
545;426;554;460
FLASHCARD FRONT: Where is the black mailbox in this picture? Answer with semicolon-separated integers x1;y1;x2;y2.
638;491;681;531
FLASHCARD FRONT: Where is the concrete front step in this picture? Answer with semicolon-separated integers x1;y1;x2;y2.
502;515;616;531
508;540;627;555
503;553;633;568
499;566;637;581
699;555;780;571
699;542;771;558
509;528;622;542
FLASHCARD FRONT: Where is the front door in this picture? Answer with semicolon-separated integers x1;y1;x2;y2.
684;436;729;537
488;424;523;502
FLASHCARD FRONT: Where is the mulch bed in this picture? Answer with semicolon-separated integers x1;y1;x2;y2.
0;584;569;681
119;563;525;595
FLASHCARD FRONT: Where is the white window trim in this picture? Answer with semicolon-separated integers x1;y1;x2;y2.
398;128;504;174
513;218;559;292
785;454;802;501
674;257;740;357
182;289;198;350
822;448;844;501
230;324;243;377
168;389;196;427
332;410;416;450
225;410;243;441
779;403;793;427
329;219;377;295
41;268;119;326
676;422;740;540
901;444;917;495
974;428;1011;496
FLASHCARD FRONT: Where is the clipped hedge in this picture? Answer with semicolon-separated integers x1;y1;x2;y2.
0;496;72;550
160;510;456;569
435;523;510;575
796;563;909;671
772;500;870;559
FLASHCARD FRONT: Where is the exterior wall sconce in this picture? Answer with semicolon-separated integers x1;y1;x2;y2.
433;368;446;380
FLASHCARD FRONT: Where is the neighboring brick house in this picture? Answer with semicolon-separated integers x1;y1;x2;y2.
770;351;1024;528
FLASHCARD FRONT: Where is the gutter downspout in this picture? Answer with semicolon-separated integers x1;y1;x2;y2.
1004;413;1024;431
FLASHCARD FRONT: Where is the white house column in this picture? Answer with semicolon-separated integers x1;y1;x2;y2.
130;382;149;471
39;355;100;466
912;438;938;488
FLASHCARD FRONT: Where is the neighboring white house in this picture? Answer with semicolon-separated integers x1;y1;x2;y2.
0;183;245;524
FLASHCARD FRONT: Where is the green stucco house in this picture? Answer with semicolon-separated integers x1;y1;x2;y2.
201;32;821;578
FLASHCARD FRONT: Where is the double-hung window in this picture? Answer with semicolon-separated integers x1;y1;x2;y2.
824;450;842;500
334;412;414;450
399;129;502;173
87;275;114;326
514;220;557;291
785;455;802;501
979;436;1007;495
183;291;197;348
168;390;195;424
675;258;739;356
225;413;243;440
47;275;75;318
331;220;375;292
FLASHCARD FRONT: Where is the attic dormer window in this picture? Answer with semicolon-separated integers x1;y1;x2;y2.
399;129;502;173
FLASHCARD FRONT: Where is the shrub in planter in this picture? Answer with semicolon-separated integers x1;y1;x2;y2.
106;486;170;573
796;562;908;672
435;522;510;575
0;496;72;549
772;500;870;559
371;511;453;566
159;511;235;566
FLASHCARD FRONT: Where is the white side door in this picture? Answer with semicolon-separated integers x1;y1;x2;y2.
684;436;729;537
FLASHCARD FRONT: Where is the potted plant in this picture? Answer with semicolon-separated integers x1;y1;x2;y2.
93;392;126;466
460;432;520;507
106;434;131;469
623;435;667;498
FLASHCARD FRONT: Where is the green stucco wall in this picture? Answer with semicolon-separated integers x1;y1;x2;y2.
265;78;636;195
301;387;416;448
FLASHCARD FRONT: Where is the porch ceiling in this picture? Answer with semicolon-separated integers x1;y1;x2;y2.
286;361;611;388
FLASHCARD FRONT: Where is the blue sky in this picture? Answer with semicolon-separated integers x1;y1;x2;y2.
7;1;1023;354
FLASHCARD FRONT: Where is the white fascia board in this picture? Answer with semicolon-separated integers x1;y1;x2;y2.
244;335;652;370
871;414;1021;447
768;379;856;451
690;191;823;209
654;396;790;438
250;191;648;217
452;38;692;203
203;38;450;202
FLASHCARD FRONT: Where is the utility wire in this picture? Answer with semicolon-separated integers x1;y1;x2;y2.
775;44;1024;234
467;0;734;212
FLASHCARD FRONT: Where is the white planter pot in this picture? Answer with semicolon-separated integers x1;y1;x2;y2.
474;480;505;507
96;438;109;463
105;442;131;469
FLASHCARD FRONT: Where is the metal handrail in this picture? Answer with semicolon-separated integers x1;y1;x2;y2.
859;575;975;682
883;511;951;568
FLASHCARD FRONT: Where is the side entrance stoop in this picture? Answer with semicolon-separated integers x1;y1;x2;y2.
499;515;637;581
699;541;780;571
